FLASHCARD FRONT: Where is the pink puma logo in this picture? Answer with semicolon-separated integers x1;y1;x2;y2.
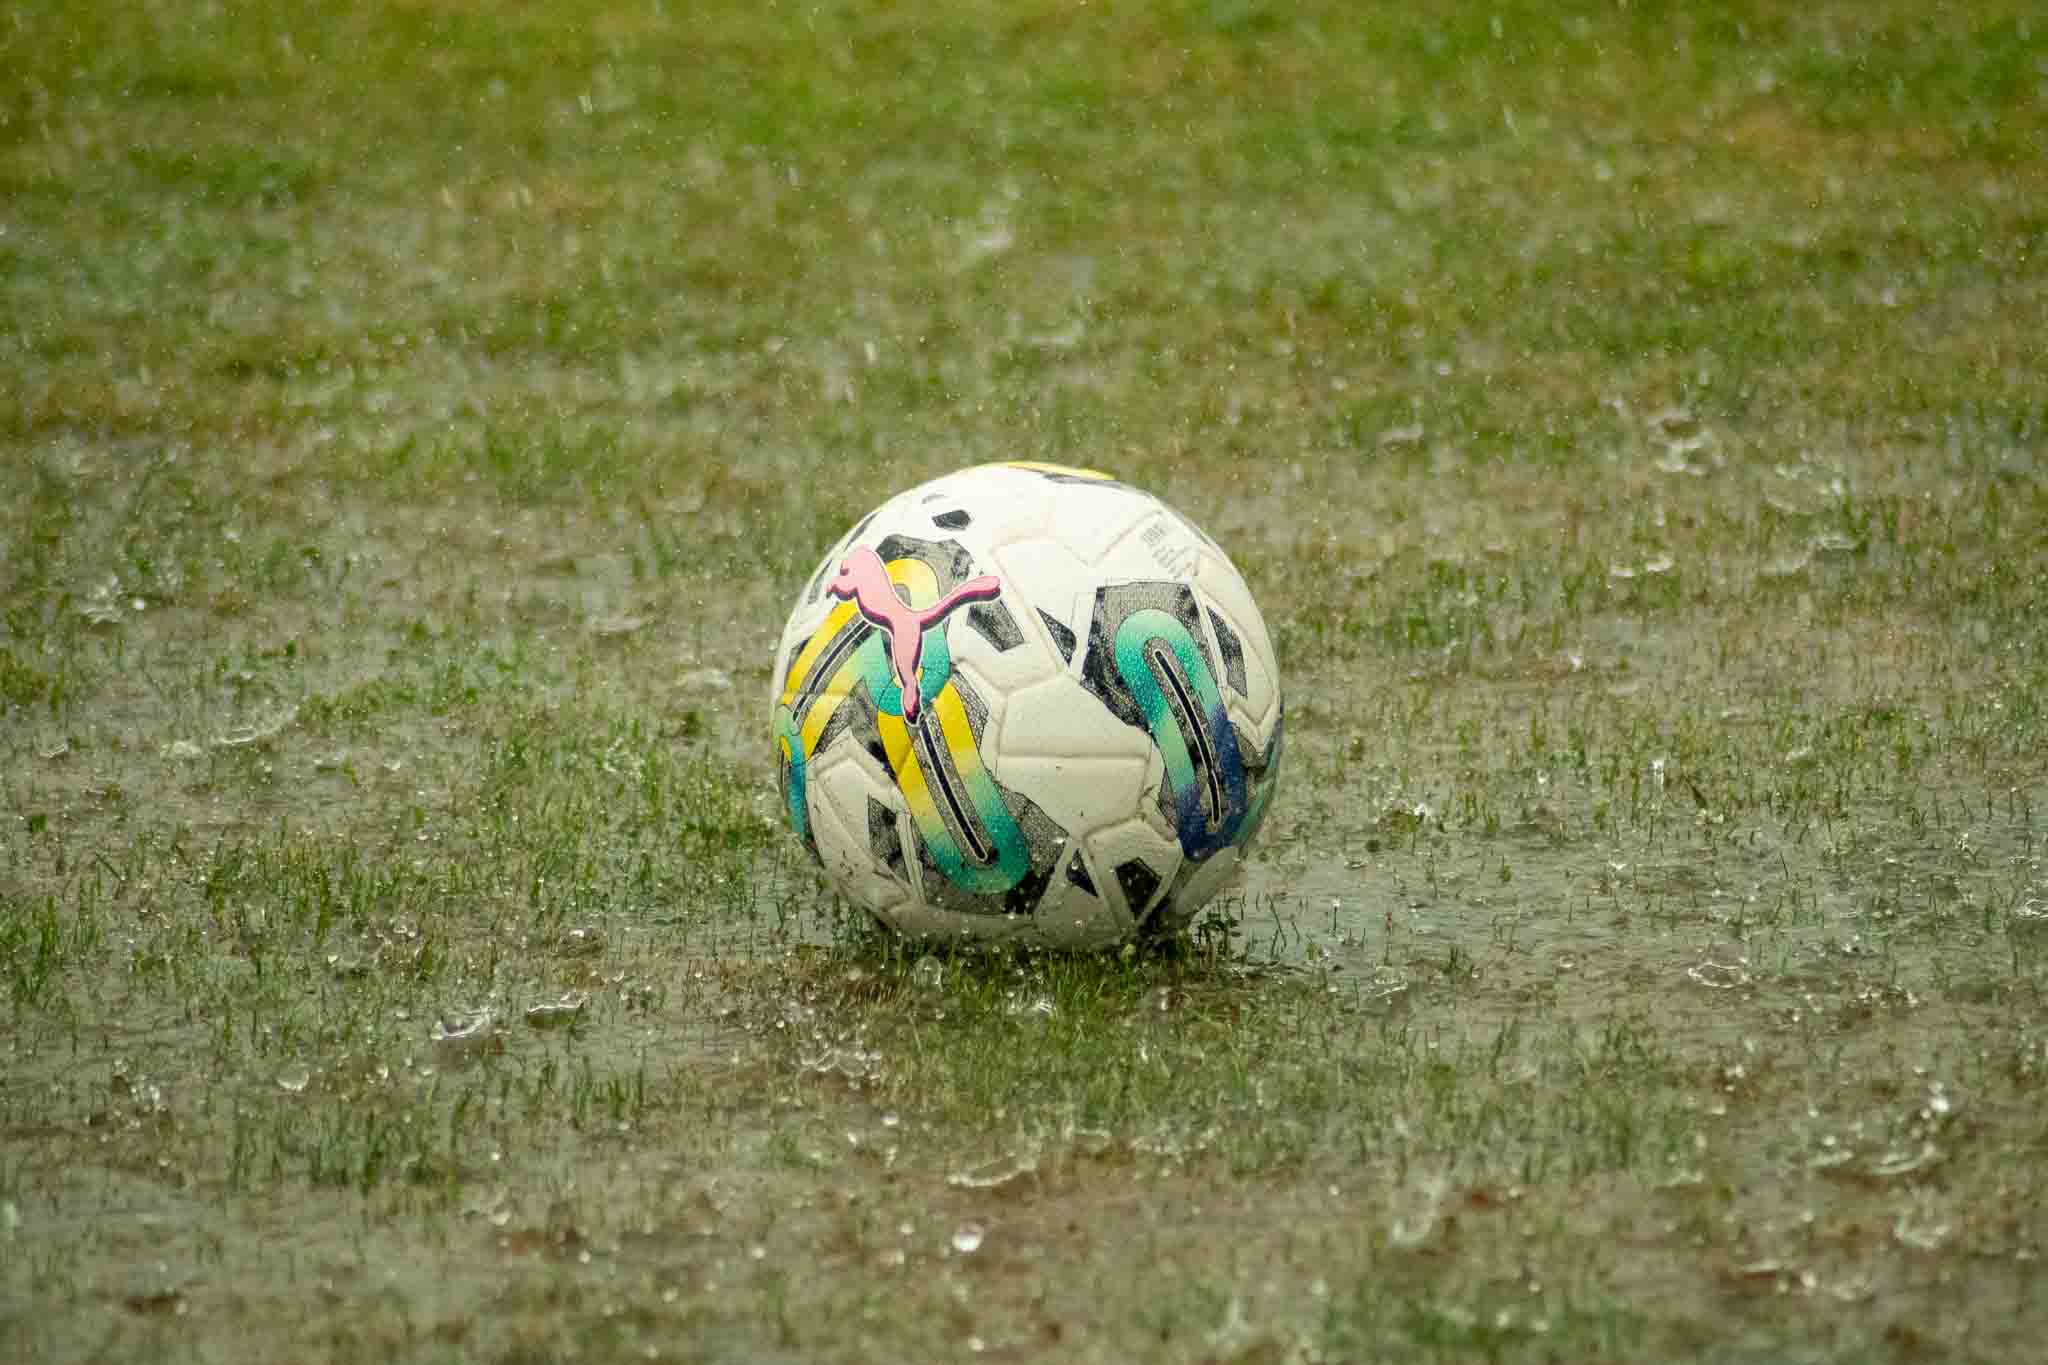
829;546;1001;723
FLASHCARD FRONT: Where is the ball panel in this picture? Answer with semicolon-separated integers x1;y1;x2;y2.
809;750;912;917
949;630;1057;716
1090;505;1208;581
1018;847;1132;949
989;536;1097;667
1082;816;1183;923
1041;486;1165;566
993;672;1154;766
991;750;1150;838
914;465;1058;543
878;898;998;944
1156;845;1243;936
1196;571;1281;716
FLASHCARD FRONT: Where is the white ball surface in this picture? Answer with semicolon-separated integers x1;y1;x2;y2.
768;462;1284;947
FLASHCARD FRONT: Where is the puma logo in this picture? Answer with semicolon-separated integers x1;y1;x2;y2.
829;546;1001;723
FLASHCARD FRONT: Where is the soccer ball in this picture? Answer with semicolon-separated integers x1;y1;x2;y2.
768;461;1284;948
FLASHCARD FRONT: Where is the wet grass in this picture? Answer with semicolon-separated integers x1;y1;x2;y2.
4;0;2047;1360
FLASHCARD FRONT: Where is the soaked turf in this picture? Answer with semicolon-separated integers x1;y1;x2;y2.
3;2;2045;1361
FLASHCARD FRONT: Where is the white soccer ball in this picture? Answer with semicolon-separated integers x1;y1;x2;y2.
769;461;1284;948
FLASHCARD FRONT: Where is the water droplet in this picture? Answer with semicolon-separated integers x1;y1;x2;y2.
1647;406;1698;436
1388;1170;1448;1249
276;1064;310;1094
950;1223;985;1255
1063;1124;1114;1157
965;224;1014;260
678;667;733;691
796;1040;882;1080
525;994;587;1030
1870;1142;1944;1181
947;1151;1039;1193
433;1009;496;1049
212;704;299;749
1029;319;1085;350
910;955;944;992
1760;552;1811;580
1893;1195;1952;1250
1653;450;1703;476
1686;959;1750;990
1365;967;1410;1009
1002;991;1055;1019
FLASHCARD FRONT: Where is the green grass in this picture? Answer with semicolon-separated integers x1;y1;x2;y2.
4;1;2046;1360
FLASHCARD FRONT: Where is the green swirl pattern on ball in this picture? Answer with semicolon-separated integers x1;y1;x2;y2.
776;610;1035;897
1110;606;1253;859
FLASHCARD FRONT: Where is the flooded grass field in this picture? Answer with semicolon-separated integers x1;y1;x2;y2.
4;1;2045;1360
